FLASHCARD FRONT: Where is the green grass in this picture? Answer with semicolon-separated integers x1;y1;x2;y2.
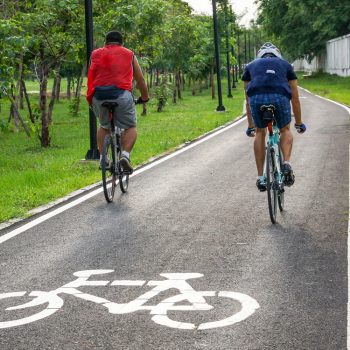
297;72;350;106
0;81;245;223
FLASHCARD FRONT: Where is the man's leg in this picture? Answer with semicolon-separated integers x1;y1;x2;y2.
254;127;267;176
97;126;110;154
119;127;137;173
121;127;137;153
279;124;295;186
279;124;293;162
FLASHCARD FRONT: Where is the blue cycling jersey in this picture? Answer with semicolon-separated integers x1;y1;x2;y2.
241;57;297;99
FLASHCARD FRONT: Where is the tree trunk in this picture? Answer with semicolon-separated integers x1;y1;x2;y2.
48;75;58;124
172;81;177;104
19;83;24;109
156;69;160;86
192;79;196;96
71;64;86;117
149;68;153;89
39;49;50;147
21;80;35;124
67;76;71;100
5;92;31;136
55;74;61;102
176;71;181;99
10;85;20;130
16;52;24;110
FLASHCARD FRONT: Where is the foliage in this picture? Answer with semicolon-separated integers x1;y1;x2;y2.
257;0;350;60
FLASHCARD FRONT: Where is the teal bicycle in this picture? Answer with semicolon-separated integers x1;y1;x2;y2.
261;105;285;224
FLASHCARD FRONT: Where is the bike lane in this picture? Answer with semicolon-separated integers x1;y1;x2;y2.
0;89;349;349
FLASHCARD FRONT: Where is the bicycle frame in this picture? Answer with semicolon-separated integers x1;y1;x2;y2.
265;120;283;187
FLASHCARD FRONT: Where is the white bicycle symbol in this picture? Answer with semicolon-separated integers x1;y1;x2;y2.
0;270;259;330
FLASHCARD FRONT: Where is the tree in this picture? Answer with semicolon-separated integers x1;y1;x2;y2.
19;0;85;146
257;0;350;60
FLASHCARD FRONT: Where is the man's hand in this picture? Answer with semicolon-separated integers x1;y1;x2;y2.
136;96;149;104
294;123;306;133
246;127;256;137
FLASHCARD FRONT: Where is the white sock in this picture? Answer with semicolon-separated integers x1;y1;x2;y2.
122;151;130;159
257;175;265;181
283;161;291;166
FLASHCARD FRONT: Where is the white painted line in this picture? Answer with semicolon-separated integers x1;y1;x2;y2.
299;87;350;114
0;116;247;245
110;280;146;286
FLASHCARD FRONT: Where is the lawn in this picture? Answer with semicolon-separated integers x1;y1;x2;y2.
297;72;350;106
0;79;245;223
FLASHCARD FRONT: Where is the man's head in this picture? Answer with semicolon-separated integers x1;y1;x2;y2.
105;31;123;45
257;42;282;59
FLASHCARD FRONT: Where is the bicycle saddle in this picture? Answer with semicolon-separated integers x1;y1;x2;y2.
260;104;276;120
102;101;119;109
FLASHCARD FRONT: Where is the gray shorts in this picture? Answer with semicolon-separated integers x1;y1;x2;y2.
92;90;137;130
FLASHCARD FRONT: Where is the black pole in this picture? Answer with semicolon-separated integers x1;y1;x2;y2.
85;0;99;160
248;31;251;62
235;64;238;82
224;2;232;97
212;0;225;111
231;46;236;88
237;32;241;77
244;31;247;65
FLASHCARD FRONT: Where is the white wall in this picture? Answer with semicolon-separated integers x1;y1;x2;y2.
293;34;350;77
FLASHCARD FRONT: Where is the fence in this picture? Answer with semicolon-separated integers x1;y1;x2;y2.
293;34;350;77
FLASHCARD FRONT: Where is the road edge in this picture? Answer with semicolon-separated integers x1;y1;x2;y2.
0;114;247;232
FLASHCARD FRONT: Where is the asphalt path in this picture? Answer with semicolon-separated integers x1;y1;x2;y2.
0;89;349;350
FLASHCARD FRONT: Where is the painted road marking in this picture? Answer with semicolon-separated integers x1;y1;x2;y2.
0;116;247;245
0;271;259;330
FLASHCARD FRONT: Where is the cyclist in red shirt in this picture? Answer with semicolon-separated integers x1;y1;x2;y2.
87;31;149;173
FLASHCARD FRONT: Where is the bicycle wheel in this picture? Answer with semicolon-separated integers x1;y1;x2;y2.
117;148;129;193
102;135;117;203
277;144;285;211
266;145;277;223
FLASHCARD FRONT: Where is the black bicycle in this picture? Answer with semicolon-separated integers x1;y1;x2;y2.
261;105;285;223
101;101;130;203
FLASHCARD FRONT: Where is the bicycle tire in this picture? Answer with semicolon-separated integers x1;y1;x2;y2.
266;145;277;224
117;148;129;193
102;135;117;203
277;144;285;212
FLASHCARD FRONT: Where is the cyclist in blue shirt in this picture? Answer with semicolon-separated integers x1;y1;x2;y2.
242;42;306;191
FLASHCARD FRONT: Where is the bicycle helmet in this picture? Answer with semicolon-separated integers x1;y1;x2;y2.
257;42;282;59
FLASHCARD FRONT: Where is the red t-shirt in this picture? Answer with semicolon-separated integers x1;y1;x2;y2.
86;44;134;104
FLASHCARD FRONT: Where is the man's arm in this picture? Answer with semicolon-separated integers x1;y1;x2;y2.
288;79;302;125
133;56;149;101
244;81;255;129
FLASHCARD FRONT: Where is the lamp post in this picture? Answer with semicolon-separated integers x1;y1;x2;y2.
224;2;232;98
212;0;225;111
248;31;251;62
237;32;241;77
84;0;99;160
